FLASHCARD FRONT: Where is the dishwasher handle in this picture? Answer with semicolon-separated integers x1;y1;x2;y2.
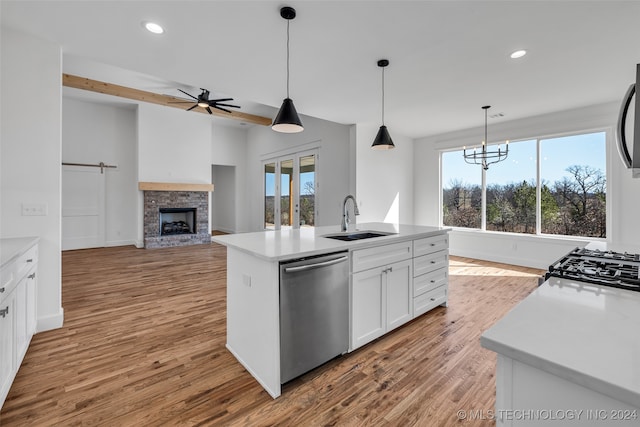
283;256;348;273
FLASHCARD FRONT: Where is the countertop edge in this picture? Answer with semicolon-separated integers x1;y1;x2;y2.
480;334;640;409
212;224;450;262
1;236;40;269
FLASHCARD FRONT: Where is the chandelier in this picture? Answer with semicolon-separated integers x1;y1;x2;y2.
463;105;508;170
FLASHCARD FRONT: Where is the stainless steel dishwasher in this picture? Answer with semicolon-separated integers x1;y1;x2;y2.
279;251;349;383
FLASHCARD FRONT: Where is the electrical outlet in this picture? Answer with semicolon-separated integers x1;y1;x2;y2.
242;274;252;287
21;203;48;216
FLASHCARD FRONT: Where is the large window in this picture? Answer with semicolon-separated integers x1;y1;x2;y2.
442;131;606;238
442;151;481;228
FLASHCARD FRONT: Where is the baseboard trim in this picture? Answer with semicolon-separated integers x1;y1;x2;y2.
36;308;64;333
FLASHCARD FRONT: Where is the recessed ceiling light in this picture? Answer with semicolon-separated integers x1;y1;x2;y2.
510;50;527;59
143;21;164;34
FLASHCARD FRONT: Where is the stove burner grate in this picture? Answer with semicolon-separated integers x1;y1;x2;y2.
546;247;640;292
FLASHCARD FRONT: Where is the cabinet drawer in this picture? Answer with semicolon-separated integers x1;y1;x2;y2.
1;266;15;305
413;251;448;277
15;245;38;281
413;267;447;296
414;234;449;257
352;241;412;273
414;286;447;317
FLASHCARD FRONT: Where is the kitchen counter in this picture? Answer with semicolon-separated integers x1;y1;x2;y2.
481;276;640;423
212;222;449;261
1;237;39;269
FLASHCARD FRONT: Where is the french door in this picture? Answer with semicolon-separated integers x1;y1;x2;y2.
263;150;317;230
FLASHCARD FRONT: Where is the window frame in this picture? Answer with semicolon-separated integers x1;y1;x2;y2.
440;128;609;240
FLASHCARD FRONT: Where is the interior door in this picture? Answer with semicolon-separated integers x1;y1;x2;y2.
263;150;317;230
62;165;106;250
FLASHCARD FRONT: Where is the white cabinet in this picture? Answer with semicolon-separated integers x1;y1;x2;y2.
351;242;413;350
412;234;448;317
0;289;16;409
0;238;38;409
350;232;450;351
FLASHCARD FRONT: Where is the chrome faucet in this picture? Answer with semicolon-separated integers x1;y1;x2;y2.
341;195;360;232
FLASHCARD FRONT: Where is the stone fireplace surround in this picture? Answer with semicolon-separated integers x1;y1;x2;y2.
140;182;213;248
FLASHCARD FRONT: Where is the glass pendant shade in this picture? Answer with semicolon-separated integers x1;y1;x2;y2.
272;97;303;133
371;125;395;150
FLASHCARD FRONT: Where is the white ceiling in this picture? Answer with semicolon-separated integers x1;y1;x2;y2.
2;0;640;138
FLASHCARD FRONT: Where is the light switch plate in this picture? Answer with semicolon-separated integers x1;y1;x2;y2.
22;203;48;216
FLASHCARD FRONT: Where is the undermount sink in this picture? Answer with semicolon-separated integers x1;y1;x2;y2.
322;230;396;241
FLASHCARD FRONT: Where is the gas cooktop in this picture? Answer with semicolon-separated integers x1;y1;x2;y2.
546;247;640;293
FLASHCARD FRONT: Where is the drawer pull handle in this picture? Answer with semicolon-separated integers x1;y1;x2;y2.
26;258;34;263
430;297;436;301
0;306;8;318
430;260;436;264
28;273;36;279
430;243;436;246
0;287;4;293
430;280;436;283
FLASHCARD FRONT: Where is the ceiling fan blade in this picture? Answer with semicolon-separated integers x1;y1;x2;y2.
168;100;195;104
186;104;197;111
178;89;198;100
206;106;213;115
213;105;233;114
213;103;240;109
209;98;234;103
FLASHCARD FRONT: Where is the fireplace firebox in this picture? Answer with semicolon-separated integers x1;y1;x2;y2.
159;208;196;236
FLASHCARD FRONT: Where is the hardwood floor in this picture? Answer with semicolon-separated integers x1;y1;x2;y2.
0;244;543;426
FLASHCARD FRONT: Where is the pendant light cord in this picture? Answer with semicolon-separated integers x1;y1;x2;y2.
286;19;290;99
381;66;385;125
484;107;488;147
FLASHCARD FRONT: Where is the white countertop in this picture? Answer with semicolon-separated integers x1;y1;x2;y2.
1;236;39;269
481;276;640;408
212;222;449;261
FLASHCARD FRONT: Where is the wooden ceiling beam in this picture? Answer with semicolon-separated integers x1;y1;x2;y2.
62;74;272;126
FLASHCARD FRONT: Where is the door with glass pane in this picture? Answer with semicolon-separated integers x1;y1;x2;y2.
263;150;317;230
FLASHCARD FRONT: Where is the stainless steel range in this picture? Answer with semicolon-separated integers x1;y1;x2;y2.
546;247;640;292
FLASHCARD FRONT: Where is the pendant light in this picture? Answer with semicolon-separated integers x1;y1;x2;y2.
371;59;395;150
272;6;304;133
463;106;509;170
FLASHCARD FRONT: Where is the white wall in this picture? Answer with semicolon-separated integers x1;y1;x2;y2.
62;98;138;246
137;103;213;184
355;124;414;225
1;26;63;331
211;125;250;232
245;112;353;232
413;101;640;268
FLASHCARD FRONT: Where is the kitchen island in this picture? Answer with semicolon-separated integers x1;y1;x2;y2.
481;269;640;425
212;222;450;398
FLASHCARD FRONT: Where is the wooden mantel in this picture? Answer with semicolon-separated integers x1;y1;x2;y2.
138;182;214;192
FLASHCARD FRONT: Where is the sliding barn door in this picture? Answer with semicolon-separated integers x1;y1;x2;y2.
62;165;106;250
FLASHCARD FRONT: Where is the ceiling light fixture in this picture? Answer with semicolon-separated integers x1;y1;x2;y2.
463;106;509;170
143;21;164;34
510;49;527;59
272;6;303;133
371;59;395;150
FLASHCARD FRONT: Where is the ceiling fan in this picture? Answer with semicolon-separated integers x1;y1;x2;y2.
170;88;240;114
